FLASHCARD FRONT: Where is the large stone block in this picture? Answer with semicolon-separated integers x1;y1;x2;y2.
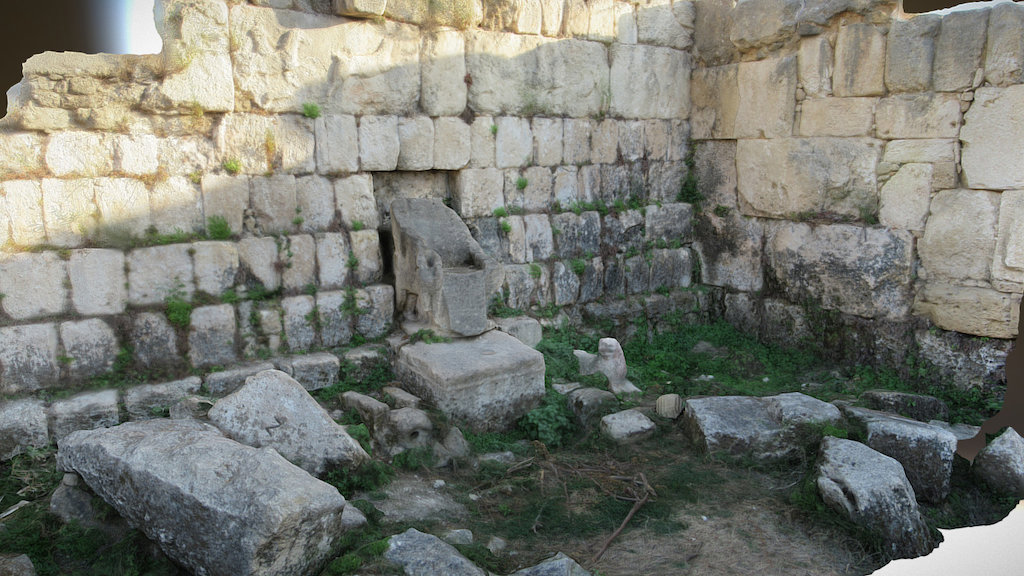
132;312;182;371
123;377;203;421
834;23;886;97
151;176;204;236
736;138;881;219
251;174;297;234
201;174;249;234
454;168;504;218
816;437;935;559
3;180;45;245
280;235;317;292
767;222;913;320
0;252;68;320
637;0;692;50
694;212;765;293
316;233;351;290
469;115;497;167
883;139;956;164
875;93;960;139
798;98;876;137
295;176;334;233
41;178;96;247
879;163;932;232
973;428;1024;497
59;319;119;380
397;116;434;171
0;323;59;394
933;8;989;92
983;1;1024;86
798;35;833;98
281;296;316;352
913;283;1019;339
57;419;347;576
421;29;467;116
885;15;939;93
532;117;562;166
316;291;354;348
273;352;341;392
0;399;48;460
354;284;394;339
359;116;400;171
961;86;1024;190
562;118;591;165
610;44;689;119
45;131;112;177
495;116;533;168
919;189;999;283
315;115;360;175
49;390;119;442
395;330;545;432
335;174;378;230
736;55;796;139
433;117;471;170
334;0;386;17
188;304;237;369
192;241;240;297
993;190;1024;289
238;237;281;292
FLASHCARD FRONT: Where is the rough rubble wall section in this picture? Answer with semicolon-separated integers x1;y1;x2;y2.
0;0;698;396
691;0;1022;386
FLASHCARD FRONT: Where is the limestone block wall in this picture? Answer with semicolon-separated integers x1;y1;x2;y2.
691;0;1023;384
0;0;699;396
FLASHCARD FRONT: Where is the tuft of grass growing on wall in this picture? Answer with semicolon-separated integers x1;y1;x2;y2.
302;102;322;119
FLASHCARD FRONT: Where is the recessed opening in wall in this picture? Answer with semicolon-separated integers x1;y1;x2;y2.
903;0;1019;14
0;0;161;93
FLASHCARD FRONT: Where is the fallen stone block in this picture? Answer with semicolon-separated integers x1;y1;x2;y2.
973;427;1024;498
861;389;949;422
203;361;275;397
382;386;421;409
273;352;340;392
817;437;936;559
510;552;591;576
763;392;842;426
49;390;119;442
57;419;347;576
396;330;545;432
567;387;617;428
682;396;787;458
600;409;656;443
384;528;486;576
843;406;956;503
494;316;543;348
122;377;202;421
209;370;368;477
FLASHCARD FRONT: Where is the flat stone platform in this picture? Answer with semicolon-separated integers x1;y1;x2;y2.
395;330;545;432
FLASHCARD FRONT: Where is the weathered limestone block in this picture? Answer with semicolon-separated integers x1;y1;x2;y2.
578;165;601;203
281;296;317;352
215;114;274;175
0;132;43;179
885;15;939;92
188;304;237;369
736;138;881;219
397;116;434;171
421;30;467;116
57;419;347;576
0;324;59;395
610;44;689;119
123;377;203;421
645;202;693;244
151;177;204;236
331;175;375;232
466;31;608;117
764;392;842;426
762;298;812;343
395;330;545;432
347;229;380;284
798;35;833;98
454;168;504;218
973;428;1024;497
798;98;875;137
295;176;334;233
586;0;615;41
919;189;998;282
834;23;886;97
94;177;152;238
191;241;239;298
201;174;249;234
650;248;692;291
586;119;614;163
933;8;989;92
469;115;497;167
913;283;1019;339
45;131;112;177
883;139;956;164
0;252;68;321
359;116;400;172
682;396;787;458
736;55;796;139
961;85;1024;190
334;0;386;17
817;437;935;559
694;139;736;208
617;121;644;162
983;1;1024;86
385;528;486;576
210;370;368;475
842;406;957;503
392;198;503;336
315;115;360;175
695;212;765;293
433;118;471;170
767;222;913;320
532;117;562;166
2;180;45;245
523;214;554;262
566;387;615;428
493;316;543;348
511;552;589;576
316;233;351;290
875;93;960;139
994;190;1024;289
562;118;591;165
316;291;354;348
237;238;280;293
552;166;579;206
273;353;340;392
879;163;932;232
645;119;671;161
551;212;600;259
59;319;118;380
204;362;276;397
49;390;119;442
551;260;579;305
601;409;656;443
150;0;233;111
127;245;195;306
41;179;96;247
637;0;692;50
251;175;297;234
860;390;949;423
495;116;533;168
132;313;182;371
0;399;48;460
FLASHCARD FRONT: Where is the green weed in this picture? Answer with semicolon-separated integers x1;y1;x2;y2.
302;102;322;119
205;215;232;240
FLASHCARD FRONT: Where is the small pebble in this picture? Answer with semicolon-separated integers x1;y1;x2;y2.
433;479;446;489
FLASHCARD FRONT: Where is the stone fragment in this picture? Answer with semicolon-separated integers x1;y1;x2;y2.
377;477;469;522
764;392;842;426
682;396;784;458
834;23;886;97
610;44;690;119
875;93;960;139
128;244;194;306
918;189;998;283
433;117;471;170
273;353;340;392
49;390;119;442
383;386;421;410
798;98;875;137
493;316;543;348
0;252;68;321
315;115;360;174
885;15;939;93
879;163;932;232
187;304;237;369
767;222;913;320
395;330;545;432
209;370;368;476
0;324;59;395
359;116;400;171
656;394;683;420
973;427;1024;497
961;85;1024;190
574;338;640;396
861;390;949;423
0;399;48;460
0;554;35;576
123;377;203;421
567;387;617;428
816;437;935;559
600;409;655;443
736;55;796;139
57;419;347;576
933;8;989;92
983;1;1024;86
59;319;118;380
385;528;486;576
842;406;957;503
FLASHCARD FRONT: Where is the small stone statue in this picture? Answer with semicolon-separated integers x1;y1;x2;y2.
574;338;641;396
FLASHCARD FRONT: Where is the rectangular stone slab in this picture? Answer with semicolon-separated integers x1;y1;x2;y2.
57;419;347;576
395;330;545;432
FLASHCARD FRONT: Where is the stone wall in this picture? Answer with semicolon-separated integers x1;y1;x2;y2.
0;0;699;396
690;0;1023;385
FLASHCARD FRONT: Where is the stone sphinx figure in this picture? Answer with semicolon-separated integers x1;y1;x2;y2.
574;338;641;396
